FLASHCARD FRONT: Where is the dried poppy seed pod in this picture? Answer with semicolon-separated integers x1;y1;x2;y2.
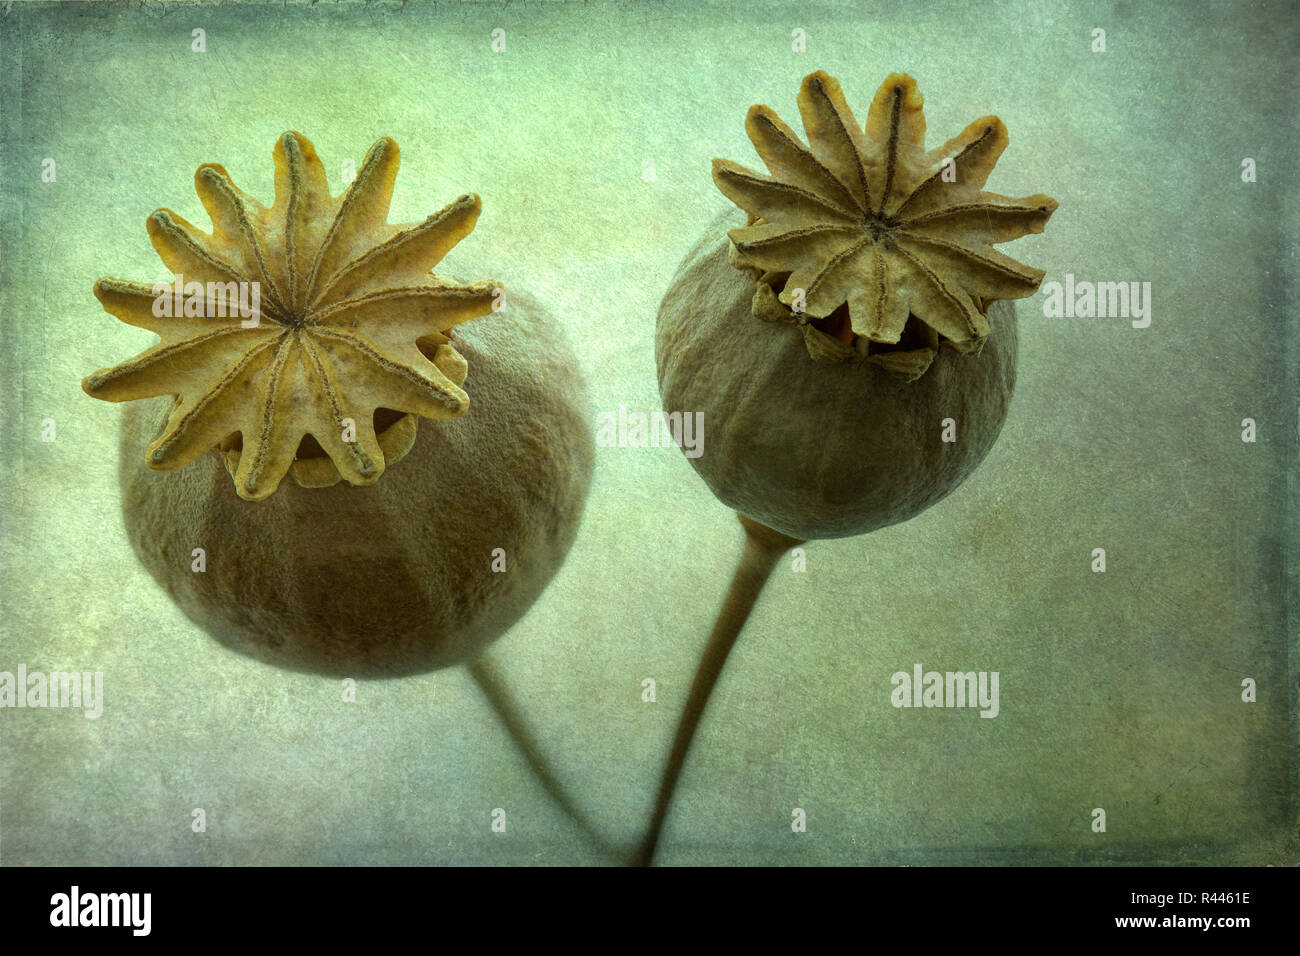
657;72;1057;540
84;132;592;676
639;74;1057;864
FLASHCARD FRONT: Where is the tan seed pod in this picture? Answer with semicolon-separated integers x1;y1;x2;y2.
657;71;1055;539
84;133;593;675
639;72;1056;864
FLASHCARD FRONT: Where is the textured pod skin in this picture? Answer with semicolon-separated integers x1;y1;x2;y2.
120;288;592;677
656;213;1017;540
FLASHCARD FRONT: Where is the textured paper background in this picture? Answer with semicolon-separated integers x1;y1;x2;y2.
0;0;1295;865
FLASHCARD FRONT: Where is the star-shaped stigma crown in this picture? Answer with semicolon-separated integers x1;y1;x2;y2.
713;71;1057;379
83;132;498;500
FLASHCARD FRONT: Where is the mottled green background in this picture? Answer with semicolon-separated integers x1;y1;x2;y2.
0;0;1295;865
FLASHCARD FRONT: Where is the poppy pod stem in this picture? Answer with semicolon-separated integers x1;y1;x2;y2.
632;513;804;866
467;655;615;861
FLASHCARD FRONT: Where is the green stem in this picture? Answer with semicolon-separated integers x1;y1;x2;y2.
631;513;804;866
467;654;615;862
